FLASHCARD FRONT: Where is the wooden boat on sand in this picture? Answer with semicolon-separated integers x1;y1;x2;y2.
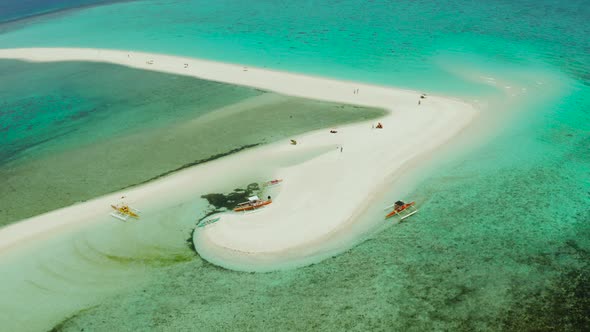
234;195;272;213
110;204;140;221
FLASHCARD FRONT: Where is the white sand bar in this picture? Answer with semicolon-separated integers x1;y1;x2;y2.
0;48;476;271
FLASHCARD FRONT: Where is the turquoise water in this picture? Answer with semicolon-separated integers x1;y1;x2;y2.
0;0;589;330
0;0;588;94
0;60;259;165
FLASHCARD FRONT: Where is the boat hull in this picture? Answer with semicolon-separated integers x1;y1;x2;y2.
385;201;416;219
233;200;272;212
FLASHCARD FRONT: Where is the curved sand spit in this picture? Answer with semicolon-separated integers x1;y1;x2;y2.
0;48;476;271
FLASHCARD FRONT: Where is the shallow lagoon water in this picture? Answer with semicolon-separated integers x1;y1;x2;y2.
0;0;589;331
33;75;586;332
0;60;384;225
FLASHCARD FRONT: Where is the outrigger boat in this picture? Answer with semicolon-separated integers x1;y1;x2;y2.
264;179;283;186
110;204;140;221
234;195;272;213
384;200;418;220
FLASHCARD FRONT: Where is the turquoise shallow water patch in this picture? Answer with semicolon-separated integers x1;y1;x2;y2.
0;0;589;330
0;60;261;165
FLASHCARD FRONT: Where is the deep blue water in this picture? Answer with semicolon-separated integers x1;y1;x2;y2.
0;0;125;23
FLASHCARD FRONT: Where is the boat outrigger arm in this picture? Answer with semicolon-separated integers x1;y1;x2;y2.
384;200;418;220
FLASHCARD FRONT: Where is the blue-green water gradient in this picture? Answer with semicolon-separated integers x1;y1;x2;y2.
0;0;589;330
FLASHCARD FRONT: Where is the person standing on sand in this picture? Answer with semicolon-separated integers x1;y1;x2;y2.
340;147;343;152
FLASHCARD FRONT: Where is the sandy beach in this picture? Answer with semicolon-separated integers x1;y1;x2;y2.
0;48;476;271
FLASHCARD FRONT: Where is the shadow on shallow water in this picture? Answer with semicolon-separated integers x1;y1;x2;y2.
186;182;262;251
